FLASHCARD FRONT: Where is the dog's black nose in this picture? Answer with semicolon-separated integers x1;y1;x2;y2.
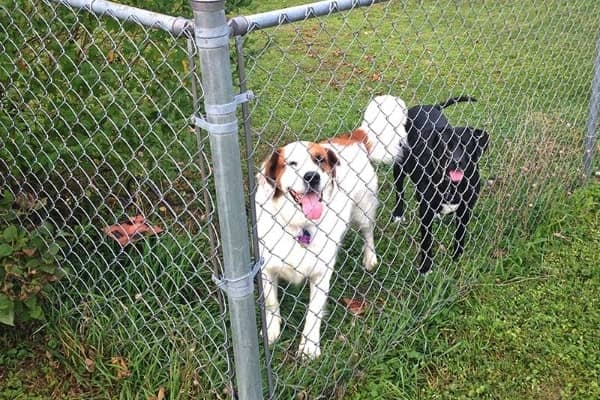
303;171;320;188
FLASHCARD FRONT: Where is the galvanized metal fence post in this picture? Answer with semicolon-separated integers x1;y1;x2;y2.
189;1;263;399
584;38;600;178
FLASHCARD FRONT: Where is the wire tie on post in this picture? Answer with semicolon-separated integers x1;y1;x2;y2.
191;90;254;134
212;257;263;299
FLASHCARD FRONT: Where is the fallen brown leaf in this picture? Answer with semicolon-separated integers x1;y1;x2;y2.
21;248;36;257
111;356;130;379
342;297;367;316
553;232;569;241
84;357;96;372
104;215;164;247
492;248;508;258
107;49;115;63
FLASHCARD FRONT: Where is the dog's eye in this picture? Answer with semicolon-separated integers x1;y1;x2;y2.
288;161;298;167
313;155;324;164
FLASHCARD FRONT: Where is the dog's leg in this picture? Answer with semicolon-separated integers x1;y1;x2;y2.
453;202;474;260
392;161;408;224
298;268;332;359
361;225;378;271
356;194;378;271
418;200;436;273
452;186;480;261
261;270;281;345
453;178;481;260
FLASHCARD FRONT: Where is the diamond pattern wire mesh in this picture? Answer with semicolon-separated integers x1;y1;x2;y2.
1;1;232;398
1;0;599;399
240;0;600;398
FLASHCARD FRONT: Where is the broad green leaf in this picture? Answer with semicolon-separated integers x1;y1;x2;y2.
24;296;45;321
37;264;57;274
47;243;61;257
0;243;13;258
3;225;18;242
26;257;44;269
0;190;14;207
38;222;55;237
0;294;15;326
29;235;45;251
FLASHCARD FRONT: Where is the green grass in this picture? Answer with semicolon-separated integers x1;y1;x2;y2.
347;180;600;400
236;0;599;396
0;329;85;400
1;0;600;398
3;181;598;399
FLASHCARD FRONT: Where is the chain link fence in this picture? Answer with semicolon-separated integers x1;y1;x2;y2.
1;1;233;397
1;0;599;399
240;1;599;398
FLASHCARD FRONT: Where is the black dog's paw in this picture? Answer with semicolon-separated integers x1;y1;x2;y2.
418;257;433;274
392;201;407;224
452;246;464;261
392;214;408;224
392;205;408;224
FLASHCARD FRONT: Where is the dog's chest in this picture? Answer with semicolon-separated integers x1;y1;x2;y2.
261;225;338;284
438;181;468;214
439;203;459;215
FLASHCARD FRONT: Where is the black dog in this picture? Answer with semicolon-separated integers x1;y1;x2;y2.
392;96;489;273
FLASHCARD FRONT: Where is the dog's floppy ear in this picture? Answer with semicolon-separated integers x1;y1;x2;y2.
260;149;284;198
326;148;340;176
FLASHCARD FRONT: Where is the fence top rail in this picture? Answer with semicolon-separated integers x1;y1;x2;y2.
50;0;193;37
50;0;389;39
229;0;387;36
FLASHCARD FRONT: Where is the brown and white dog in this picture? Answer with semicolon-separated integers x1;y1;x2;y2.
255;95;407;359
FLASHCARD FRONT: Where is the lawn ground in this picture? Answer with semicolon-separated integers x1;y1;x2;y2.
1;0;600;398
348;180;600;399
2;180;599;399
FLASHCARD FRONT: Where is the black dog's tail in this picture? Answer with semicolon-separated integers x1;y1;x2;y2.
438;96;477;109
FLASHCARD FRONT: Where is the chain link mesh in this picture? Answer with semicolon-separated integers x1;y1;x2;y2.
1;0;599;399
241;0;599;398
1;1;231;398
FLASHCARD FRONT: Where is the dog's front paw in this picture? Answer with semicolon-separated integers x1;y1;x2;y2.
265;315;281;345
418;256;433;274
452;246;464;261
298;338;321;360
393;214;407;224
363;249;378;272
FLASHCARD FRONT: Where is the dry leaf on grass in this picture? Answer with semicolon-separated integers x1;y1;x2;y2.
370;73;382;82
158;387;166;400
104;215;163;247
342;297;367;316
21;248;36;257
84;357;95;372
491;248;508;259
111;356;130;379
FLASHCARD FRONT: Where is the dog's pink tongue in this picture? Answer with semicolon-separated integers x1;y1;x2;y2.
449;169;464;183
300;192;323;220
